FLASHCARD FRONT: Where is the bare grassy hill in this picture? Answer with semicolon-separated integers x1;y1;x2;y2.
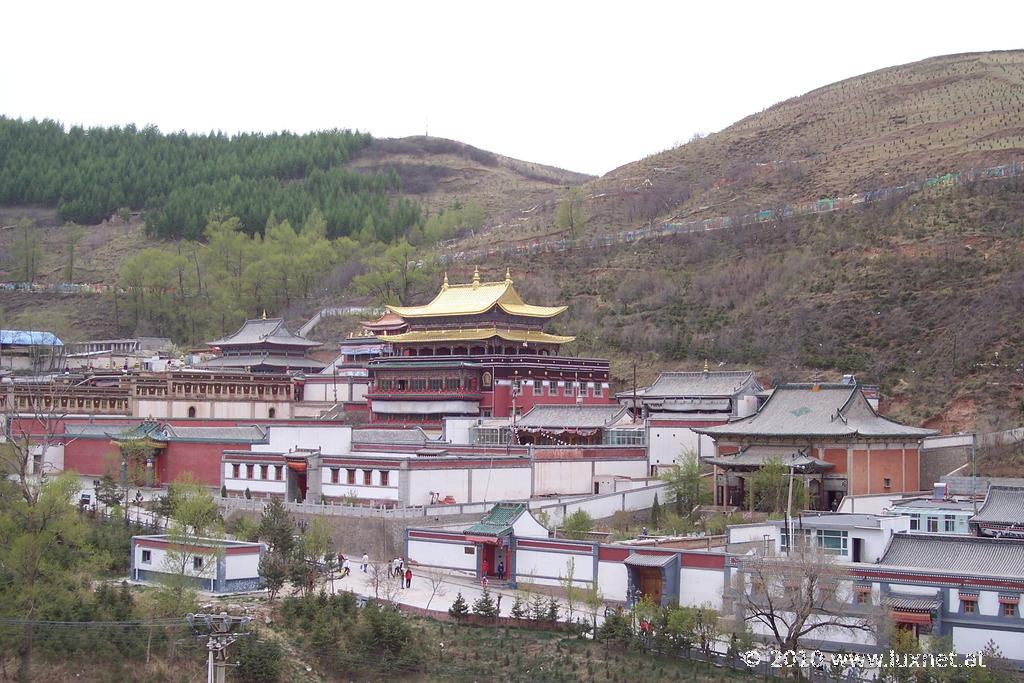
475;50;1024;244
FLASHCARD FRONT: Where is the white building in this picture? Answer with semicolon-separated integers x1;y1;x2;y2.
130;535;264;593
618;369;762;476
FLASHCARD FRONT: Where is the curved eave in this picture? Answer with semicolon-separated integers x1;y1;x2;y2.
382;328;575;345
387;302;565;319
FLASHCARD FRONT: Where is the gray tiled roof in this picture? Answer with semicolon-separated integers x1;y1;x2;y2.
208;318;321;348
878;533;1024;578
162;425;267;443
637;371;759;398
624;553;676;568
65;423;136;438
886;594;941;612
972;486;1024;525
202;354;326;369
706;445;833;472
695;384;936;439
516;404;630;429
352;428;431;445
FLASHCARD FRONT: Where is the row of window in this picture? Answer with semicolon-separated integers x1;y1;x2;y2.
329;468;392;487
781;529;848;555
230;463;284;480
378;378;474;392
909;514;958;533
850;588;1019;617
139;549;203;570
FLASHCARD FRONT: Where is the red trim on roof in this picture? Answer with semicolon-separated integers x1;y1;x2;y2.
891;611;931;626
408;530;469;542
516;539;592;553
681;552;726;569
599;547;630;562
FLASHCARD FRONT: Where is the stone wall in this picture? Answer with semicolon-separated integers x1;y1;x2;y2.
920;445;970;489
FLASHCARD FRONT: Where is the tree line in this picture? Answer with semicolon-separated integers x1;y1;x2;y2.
0;117;421;241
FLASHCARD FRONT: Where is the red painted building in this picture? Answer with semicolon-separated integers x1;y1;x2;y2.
364;269;615;426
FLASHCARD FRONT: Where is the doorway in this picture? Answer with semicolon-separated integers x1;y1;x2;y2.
852;538;863;563
635;567;664;605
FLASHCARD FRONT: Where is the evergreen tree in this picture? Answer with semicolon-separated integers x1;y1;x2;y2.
448;592;469;619
510;593;528;619
472;589;498;618
545;596;561;623
650;493;662;529
258;498;295;556
528;592;547;621
258;552;288;601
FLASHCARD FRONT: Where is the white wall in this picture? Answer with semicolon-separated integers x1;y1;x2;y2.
533;461;592;495
257;425;352;455
511;511;550;539
322;482;399;501
679;568;724;609
225;552;261;580
952;626;1024;655
408;469;469;506
593;460;647;478
597;562;629;601
408;538;477;571
443;417;480;445
134;399;293;420
648;427;716;470
515;550;595;586
469;467;532;503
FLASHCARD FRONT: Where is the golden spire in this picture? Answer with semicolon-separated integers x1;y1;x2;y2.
703;358;709;374
472;266;480;289
505;268;513;285
442;272;449;290
261;309;267;320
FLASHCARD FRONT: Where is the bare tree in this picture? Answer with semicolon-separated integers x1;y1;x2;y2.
735;545;880;656
367;562;401;605
424;570;448;611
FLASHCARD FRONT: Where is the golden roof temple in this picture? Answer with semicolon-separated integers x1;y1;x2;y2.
386;268;567;320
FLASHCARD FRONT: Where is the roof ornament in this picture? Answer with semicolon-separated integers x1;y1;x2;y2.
442;272;449;290
472;266;481;289
703;358;709;374
261;309;267;320
505;268;513;285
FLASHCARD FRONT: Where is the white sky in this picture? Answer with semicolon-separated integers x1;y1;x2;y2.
3;1;1022;175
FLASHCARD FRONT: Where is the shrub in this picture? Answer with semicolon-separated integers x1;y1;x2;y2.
472;589;498;618
448;592;469;619
235;635;283;683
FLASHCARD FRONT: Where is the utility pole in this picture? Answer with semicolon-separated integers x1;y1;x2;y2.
972;432;979;516
186;612;251;683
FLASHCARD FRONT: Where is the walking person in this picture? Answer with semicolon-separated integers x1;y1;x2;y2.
361;552;369;572
341;557;351;578
404;567;412;589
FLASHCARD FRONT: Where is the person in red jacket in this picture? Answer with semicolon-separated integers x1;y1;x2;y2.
404;567;412;588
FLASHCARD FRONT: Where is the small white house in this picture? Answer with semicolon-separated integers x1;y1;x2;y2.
130;535;264;593
726;512;911;563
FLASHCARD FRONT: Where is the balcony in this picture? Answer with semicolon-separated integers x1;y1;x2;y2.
367;388;483;401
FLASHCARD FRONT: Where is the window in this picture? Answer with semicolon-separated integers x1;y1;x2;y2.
1003;602;1017;617
853;587;871;604
464;546;475;555
259;465;267;480
347;469;356;485
141;550;151;564
246;464;254;479
331;468;340;484
275;465;283;481
411;379;426;391
909;514;920;531
604;429;646;446
193;556;203;570
379;379;393;391
187;406;197;418
380;471;390;486
232;464;240;478
817;530;849;555
883;477;892;489
430;378;443;391
532;380;541;394
445;378;461;391
363;470;373;486
268;408;276;418
927;517;939;533
944;515;956;532
962;599;976;614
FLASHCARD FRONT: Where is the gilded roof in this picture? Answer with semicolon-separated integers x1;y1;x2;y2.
381;327;575;345
387;273;566;319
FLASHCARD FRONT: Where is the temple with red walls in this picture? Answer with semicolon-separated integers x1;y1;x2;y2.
364;268;615;426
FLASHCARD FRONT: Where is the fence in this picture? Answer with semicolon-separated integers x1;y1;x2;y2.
441;159;1024;264
216;484;664;523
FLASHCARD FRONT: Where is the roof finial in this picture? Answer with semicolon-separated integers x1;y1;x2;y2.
703;358;709;374
505;268;513;285
442;271;449;290
472;266;480;289
261;308;267;320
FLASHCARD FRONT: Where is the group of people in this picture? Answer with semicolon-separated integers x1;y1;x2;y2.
392;557;413;588
335;552;413;588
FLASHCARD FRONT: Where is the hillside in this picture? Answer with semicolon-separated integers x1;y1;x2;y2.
466;50;1024;246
